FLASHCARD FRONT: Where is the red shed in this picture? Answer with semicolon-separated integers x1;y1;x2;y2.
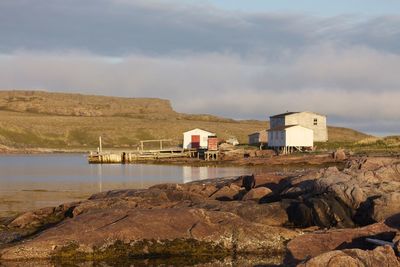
207;137;218;151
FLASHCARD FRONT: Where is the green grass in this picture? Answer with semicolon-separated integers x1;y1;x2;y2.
315;136;400;154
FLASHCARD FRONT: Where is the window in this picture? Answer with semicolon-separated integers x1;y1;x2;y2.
313;118;318;125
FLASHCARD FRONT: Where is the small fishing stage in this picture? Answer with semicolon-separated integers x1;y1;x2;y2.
87;138;219;164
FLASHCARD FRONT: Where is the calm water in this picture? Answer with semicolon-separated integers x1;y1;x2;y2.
0;154;256;216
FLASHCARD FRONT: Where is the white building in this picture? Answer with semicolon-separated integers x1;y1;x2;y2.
268;125;313;153
270;111;328;142
183;128;215;149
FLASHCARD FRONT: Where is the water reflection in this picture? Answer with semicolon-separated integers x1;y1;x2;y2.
0;154;252;216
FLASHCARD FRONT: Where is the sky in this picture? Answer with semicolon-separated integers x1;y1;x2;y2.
0;0;399;135
209;0;400;16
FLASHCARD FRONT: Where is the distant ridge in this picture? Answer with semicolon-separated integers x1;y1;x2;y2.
0;90;175;118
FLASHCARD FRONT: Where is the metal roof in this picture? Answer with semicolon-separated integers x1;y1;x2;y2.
267;125;307;131
270;111;326;118
270;112;299;118
248;130;267;136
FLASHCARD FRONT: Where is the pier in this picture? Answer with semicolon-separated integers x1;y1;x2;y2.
88;137;221;164
88;149;192;163
88;138;195;163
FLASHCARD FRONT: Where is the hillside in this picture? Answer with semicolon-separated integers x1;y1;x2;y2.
0;90;369;150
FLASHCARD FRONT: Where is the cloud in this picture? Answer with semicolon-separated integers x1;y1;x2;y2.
1;0;399;56
1;46;400;134
0;0;399;134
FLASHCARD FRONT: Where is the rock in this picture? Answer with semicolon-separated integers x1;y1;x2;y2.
209;184;242;201
0;208;298;261
287;221;397;262
297;246;400;267
7;203;77;230
371;192;400;222
303;194;354;228
284;158;400;228
218;143;235;151
333;149;347;161
247;150;257;158
241;174;256;191
255;150;275;158
242;187;272;202
190;200;289;227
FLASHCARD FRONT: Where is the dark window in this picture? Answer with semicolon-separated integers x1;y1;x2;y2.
313;118;318;125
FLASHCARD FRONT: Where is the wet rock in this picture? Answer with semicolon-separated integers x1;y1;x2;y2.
297;246;400;267
242;187;272;202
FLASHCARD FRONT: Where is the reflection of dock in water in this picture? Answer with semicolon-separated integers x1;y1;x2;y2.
182;166;219;183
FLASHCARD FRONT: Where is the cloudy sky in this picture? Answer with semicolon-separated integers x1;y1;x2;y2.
1;0;399;135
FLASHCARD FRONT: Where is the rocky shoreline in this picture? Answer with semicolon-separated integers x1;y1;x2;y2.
0;156;399;266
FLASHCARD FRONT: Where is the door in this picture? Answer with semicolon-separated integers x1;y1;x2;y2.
191;135;200;148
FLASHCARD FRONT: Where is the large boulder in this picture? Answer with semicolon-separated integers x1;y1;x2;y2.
283;159;400;228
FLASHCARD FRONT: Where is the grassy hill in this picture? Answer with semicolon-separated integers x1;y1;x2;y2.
0;90;370;151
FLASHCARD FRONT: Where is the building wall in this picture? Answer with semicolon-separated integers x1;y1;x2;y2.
285;112;328;142
270;117;285;129
248;130;268;145
248;133;260;145
259;130;268;143
268;130;285;147
183;129;214;149
285;126;314;147
268;126;313;147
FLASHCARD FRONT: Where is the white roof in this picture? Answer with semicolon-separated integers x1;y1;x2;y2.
183;128;215;135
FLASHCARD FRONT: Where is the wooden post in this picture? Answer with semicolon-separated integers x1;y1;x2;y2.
140;141;144;151
160;140;163;150
99;136;102;153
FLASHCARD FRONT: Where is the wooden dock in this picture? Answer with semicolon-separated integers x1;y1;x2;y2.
88;149;192;164
87;137;216;164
